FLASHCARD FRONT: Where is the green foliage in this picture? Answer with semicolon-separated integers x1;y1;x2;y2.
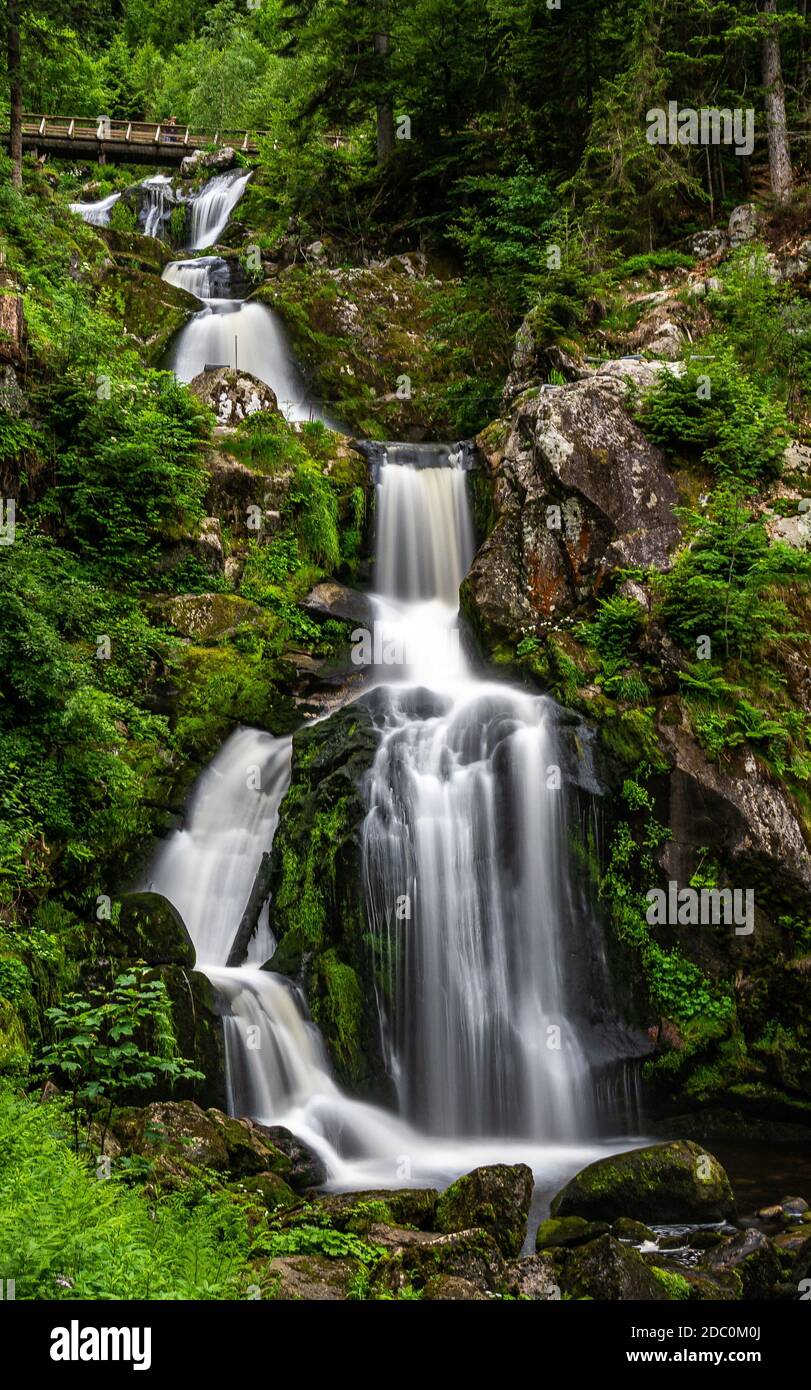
0;531;176;906
108;200;138;235
658;488;810;662
599;776;735;1031
0;1086;254;1299
255;1222;384;1265
579;595;645;662
639;349;789;484
449;162;558;312
38;968;203;1152
707;245;811;417
41;375;209;582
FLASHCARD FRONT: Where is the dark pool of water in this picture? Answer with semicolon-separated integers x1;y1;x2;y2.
700;1139;811;1218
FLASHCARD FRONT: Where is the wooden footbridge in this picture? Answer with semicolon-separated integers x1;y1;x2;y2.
2;115;264;166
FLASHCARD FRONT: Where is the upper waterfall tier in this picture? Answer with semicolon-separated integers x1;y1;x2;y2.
186;169;251;250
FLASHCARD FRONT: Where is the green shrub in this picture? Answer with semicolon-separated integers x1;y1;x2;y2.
0;1087;255;1299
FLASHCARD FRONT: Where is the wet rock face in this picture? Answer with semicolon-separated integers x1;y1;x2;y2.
462;363;681;647
189;367;279;426
659;720;811;910
266;700;389;1099
550;1141;736;1225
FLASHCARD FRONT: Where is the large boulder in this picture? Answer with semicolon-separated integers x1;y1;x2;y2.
114;892;195;965
435;1163;534;1258
253;1125;328;1191
189;368;279;426
550;1141;735;1224
461;362;681;648
181;146;238;178
311;1188;439;1232
705;1227;782;1299
111;1100;230;1173
559;1233;670;1300
535;1215;610;1250
372;1227;506;1296
205;1109;302;1179
301;581;374;628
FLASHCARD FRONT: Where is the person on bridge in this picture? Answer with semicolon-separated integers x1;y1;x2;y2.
165;116;179;143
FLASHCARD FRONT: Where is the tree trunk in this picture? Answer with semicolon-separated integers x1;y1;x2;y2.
761;0;794;202
7;0;23;189
374;15;394;165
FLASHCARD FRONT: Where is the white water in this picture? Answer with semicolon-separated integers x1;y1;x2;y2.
362;458;630;1140
166;296;342;427
187;169;251;250
142;452;644;1193
162;256;225;301
140;174;174;238
69;191;121;226
144;179;643;1193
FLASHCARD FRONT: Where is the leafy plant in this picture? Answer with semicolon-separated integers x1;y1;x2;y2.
38;969;203;1155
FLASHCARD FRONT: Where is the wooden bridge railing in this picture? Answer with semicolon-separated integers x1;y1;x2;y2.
12;114;266;155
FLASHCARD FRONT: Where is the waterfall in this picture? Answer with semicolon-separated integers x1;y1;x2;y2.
186;170;252;251
139;174;175;239
162;256;223;301
166;297;342;428
69;192;121;227
142;435;645;1189
361;454;629;1140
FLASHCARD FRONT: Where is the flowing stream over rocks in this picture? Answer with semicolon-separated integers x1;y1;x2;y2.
163;256;342;426
142;193;647;1197
143;451;646;1194
69;191;121;226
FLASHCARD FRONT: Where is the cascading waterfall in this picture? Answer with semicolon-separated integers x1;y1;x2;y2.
162;256;224;301
69;191;121;226
141;728;426;1188
143;182;645;1195
361;455;633;1140
186;169;252;250
140;174;175;238
163;270;342;427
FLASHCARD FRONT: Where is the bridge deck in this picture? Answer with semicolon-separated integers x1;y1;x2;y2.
2;115;264;165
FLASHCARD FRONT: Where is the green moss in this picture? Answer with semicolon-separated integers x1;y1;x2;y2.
310;950;363;1079
651;1266;692;1299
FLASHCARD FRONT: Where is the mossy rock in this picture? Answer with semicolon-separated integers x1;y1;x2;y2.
612;1216;656;1243
263;1253;356;1301
372;1227;505;1297
550;1141;735;1225
266;698;387;1096
158;592;273;644
535;1215;610;1251
111;1100;230;1174
435;1163;534;1259
705;1227;782;1299
114;892;195;966
205;1108;294;1178
254;1125;327;1191
312;1188;439;1233
230;1171;299;1212
100;266;198;360
421;1274;489;1300
560;1233;669;1300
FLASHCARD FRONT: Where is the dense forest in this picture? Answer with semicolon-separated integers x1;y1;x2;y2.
0;0;810;1319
